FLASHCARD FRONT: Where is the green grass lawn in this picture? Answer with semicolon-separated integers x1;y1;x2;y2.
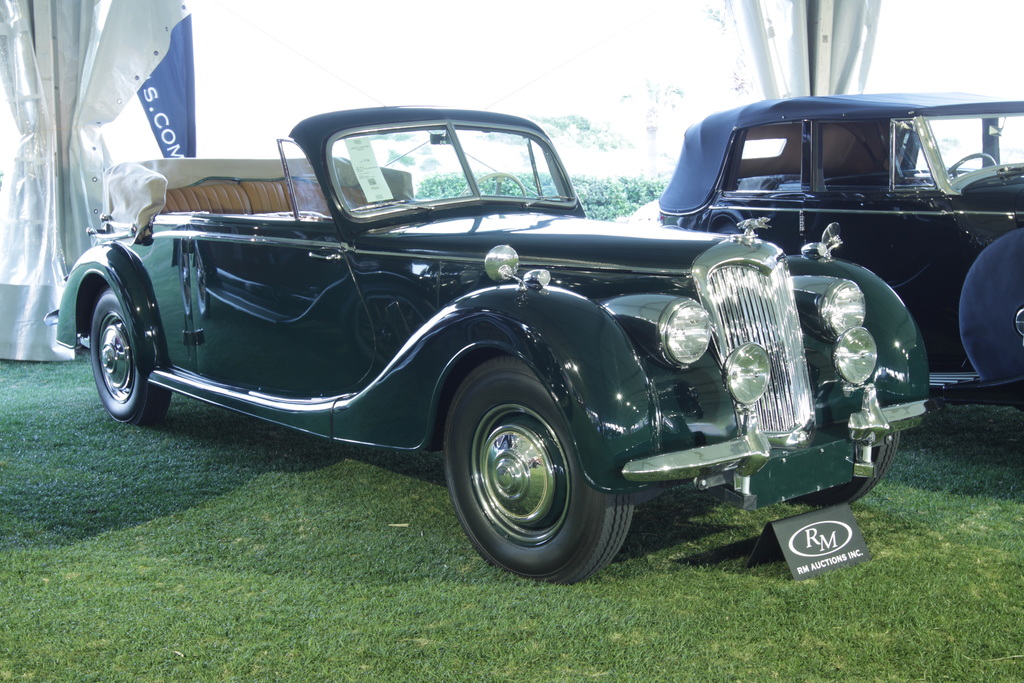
1;358;1022;681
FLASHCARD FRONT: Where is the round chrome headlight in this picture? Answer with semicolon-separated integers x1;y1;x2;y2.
660;299;711;366
834;327;877;384
725;343;770;405
820;280;866;337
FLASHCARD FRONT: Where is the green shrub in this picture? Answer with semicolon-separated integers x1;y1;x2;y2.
572;175;666;221
416;172;469;200
414;172;667;222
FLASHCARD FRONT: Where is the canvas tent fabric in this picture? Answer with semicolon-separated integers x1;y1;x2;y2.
0;0;189;360
729;0;881;99
0;0;876;361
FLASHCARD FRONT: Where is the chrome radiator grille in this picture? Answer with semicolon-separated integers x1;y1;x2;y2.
702;257;814;445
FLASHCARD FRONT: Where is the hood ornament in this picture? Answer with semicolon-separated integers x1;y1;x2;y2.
734;217;770;244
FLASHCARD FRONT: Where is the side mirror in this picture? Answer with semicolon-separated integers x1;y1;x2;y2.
484;245;550;292
485;245;519;282
801;222;843;261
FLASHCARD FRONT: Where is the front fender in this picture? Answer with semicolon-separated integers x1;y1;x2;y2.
788;255;930;406
56;242;165;374
333;284;658;493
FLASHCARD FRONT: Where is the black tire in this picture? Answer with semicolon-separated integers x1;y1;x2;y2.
89;289;170;425
793;433;899;507
444;357;633;584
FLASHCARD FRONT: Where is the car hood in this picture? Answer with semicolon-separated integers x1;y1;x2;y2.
355;214;726;274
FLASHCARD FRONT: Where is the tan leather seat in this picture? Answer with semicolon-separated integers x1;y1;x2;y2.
162;180;293;215
163;183;252;214
240;180;292;213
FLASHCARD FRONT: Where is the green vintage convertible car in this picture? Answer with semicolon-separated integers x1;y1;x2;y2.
54;107;936;582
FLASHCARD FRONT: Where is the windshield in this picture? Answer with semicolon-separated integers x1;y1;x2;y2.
925;114;1024;182
328;123;574;215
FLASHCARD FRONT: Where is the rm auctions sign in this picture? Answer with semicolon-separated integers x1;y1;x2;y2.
748;504;871;580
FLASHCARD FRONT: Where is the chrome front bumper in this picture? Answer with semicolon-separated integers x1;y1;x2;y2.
621;391;941;483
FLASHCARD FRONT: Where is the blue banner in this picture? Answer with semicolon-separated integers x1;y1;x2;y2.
137;14;196;158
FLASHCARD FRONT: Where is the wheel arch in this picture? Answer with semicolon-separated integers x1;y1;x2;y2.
436;292;659;493
339;285;660;493
425;345;507;452
58;243;167;374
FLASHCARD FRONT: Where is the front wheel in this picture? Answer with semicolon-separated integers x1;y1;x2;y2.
444;357;633;583
793;434;899;507
89;289;170;425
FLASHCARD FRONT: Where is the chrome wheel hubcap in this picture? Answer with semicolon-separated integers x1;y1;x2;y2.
472;407;568;545
98;315;133;403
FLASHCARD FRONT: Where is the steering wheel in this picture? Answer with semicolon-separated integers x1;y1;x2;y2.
948;152;997;177
476;172;529;197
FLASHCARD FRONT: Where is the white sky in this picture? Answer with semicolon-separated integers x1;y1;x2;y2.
3;0;1024;177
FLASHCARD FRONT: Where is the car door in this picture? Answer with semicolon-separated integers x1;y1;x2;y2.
800;119;970;366
185;215;376;397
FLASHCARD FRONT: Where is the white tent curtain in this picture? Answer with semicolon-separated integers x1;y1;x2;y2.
0;0;189;361
730;0;881;99
0;0;65;360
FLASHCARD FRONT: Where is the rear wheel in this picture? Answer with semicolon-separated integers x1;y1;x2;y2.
794;434;899;507
444;357;633;583
89;289;170;425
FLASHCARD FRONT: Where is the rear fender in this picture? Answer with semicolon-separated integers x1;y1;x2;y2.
57;243;165;374
333;284;658;493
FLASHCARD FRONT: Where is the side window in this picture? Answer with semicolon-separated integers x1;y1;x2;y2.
820;122;890;189
727;122;802;192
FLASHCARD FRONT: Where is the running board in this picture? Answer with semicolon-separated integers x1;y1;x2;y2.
929;372;979;387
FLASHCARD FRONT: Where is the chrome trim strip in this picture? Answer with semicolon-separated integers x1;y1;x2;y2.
367;250;692;276
667;204;1013;220
714;205;1015;219
151;227;692;275
714;205;951;217
150;369;345;413
151;230;347;252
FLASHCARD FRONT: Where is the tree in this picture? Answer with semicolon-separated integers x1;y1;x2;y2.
624;81;685;176
533;115;630;152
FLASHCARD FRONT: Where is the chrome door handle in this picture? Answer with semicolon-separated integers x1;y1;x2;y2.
308;250;343;261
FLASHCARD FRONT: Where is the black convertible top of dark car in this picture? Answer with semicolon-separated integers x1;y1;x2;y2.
661;93;1024;215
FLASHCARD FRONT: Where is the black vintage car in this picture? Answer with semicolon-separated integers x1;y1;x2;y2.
55;107;933;582
659;93;1024;405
